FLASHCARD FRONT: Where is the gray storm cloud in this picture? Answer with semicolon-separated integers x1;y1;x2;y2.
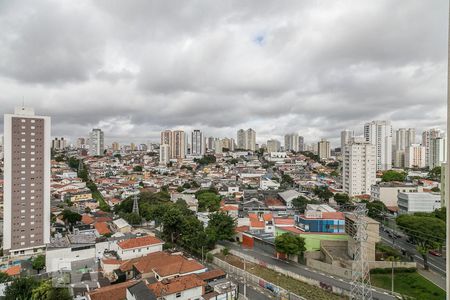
0;0;447;146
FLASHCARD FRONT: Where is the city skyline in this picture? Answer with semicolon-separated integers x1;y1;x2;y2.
0;1;447;145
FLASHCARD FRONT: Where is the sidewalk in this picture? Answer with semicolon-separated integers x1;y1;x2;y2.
417;268;446;290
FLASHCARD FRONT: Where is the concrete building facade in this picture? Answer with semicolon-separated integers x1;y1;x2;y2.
364;120;392;170
3;106;51;256
343;138;377;196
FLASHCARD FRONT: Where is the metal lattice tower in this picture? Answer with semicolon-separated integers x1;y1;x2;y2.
132;193;139;216
350;203;373;300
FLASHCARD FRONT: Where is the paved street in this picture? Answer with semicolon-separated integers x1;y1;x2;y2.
221;241;395;300
379;229;445;276
379;230;446;289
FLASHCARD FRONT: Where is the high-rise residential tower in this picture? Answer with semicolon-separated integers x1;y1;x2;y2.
3;107;51;256
191;130;204;156
159;144;170;165
318;138;331;159
171;130;186;159
284;133;300;152
236;128;256;151
364;120;393;170
422;129;444;168
340;130;354;152
393;128;415;168
405;144;426;169
89;128;104;156
267;139;281;153
343;137;377;196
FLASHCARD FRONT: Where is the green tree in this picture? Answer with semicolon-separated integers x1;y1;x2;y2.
428;166;441;181
0;271;11;283
180;216;211;254
334;193;350;206
206;212;236;243
61;210;82;226
275;233;306;257
382;170;406;182
123;212;141;225
314;187;333;201
361;200;387;220
396;214;445;270
5;277;38;300
133;165;143;172
292;196;318;213
32;280;72;300
197;192;221;212
431;186;440;192
161;205;184;243
281;174;294;186
32;255;45;274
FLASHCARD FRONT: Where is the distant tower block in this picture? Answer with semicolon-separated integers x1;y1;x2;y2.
132;194;140;216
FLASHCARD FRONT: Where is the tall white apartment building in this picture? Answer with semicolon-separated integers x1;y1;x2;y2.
405;144;426;169
340;130;354;152
343;137;377;196
430;136;447;169
3;107;51;256
364;120;393;170
422;128;443;167
284;133;300;152
393;128;415;168
214;139;223;154
236;128;256;151
89;128;104;156
191;129;204;156
267;139;281;153
159;144;170;165
318;138;331;159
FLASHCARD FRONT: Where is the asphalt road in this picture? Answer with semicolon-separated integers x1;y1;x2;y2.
221;241;395;300
379;229;446;277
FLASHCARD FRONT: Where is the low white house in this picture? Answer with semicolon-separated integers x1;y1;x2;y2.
260;178;280;190
114;235;164;260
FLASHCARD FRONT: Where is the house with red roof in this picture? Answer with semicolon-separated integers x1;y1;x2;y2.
115;235;164;260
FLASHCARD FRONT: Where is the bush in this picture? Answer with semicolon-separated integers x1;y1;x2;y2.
206;253;214;263
221;247;229;256
370;267;416;274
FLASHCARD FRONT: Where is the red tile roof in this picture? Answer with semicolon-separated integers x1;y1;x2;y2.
235;225;249;233
88;280;136;300
5;265;20;276
132;252;205;277
81;214;95;225
117;235;164;250
95;222;111;235
148;274;205;297
273;218;295;225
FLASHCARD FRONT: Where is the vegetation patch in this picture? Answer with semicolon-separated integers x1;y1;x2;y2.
216;253;346;300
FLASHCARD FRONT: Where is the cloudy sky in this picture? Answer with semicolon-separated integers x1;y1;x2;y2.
0;0;447;147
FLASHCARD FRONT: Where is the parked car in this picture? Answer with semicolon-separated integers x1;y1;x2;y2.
429;250;442;257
